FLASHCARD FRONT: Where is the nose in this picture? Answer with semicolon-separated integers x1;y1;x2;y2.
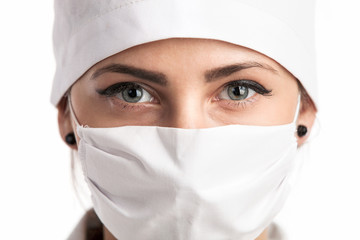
163;97;215;129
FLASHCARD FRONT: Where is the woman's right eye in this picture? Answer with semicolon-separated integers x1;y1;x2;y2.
97;82;154;103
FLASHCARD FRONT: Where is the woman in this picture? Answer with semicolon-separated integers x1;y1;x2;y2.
52;0;318;239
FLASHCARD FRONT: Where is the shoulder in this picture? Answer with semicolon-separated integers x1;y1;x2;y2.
67;209;103;240
67;210;285;240
268;223;287;240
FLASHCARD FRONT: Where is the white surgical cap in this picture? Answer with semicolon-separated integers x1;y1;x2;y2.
51;0;317;106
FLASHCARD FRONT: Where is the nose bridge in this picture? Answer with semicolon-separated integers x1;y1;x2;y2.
166;95;208;129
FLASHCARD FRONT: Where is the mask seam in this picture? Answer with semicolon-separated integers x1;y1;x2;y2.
67;0;148;44
79;141;89;183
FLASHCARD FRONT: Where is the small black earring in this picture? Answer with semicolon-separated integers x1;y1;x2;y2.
297;125;308;138
65;132;76;145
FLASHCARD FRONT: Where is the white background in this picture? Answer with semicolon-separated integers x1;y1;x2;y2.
0;1;359;239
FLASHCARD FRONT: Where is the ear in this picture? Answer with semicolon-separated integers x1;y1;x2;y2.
57;97;78;150
296;103;317;147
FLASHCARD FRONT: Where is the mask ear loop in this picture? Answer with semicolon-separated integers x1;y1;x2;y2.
292;95;302;124
66;90;86;128
64;91;93;210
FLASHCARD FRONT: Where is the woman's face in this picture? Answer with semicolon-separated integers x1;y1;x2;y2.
59;38;315;146
58;38;316;240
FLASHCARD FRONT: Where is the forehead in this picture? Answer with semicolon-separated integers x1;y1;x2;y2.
88;38;290;75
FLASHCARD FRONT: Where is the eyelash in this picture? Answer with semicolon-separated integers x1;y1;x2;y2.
96;82;155;110
97;82;138;96
227;80;271;95
96;80;272;110
216;79;272;109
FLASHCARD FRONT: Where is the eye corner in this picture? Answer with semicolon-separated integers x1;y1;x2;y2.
263;89;273;96
96;88;107;96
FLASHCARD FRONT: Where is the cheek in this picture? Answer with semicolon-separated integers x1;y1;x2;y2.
207;97;295;126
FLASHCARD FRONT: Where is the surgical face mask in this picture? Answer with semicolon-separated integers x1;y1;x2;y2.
69;96;301;240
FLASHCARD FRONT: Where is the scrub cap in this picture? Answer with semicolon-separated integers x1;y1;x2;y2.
51;0;317;106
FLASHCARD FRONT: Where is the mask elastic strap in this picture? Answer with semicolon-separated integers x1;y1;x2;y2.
67;92;82;127
292;95;301;124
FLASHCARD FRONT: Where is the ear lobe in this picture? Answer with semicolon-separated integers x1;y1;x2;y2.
57;97;78;150
296;104;317;147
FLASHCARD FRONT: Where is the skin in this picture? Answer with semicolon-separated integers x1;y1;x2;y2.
58;38;316;240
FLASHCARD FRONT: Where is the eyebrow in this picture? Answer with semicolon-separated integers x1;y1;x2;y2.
91;61;277;85
91;64;168;86
205;62;278;82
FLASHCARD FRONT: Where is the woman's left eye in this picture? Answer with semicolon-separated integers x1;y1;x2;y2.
218;80;271;101
220;85;255;101
97;82;154;103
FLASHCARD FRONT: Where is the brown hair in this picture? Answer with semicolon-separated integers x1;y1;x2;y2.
297;79;317;114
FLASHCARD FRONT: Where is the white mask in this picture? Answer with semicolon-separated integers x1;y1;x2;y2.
70;96;301;240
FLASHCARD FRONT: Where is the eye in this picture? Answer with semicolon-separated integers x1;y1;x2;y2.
222;85;255;100
119;84;152;103
218;80;271;101
97;82;154;103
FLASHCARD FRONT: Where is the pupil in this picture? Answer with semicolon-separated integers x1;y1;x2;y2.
233;87;241;96
228;85;248;100
122;85;143;102
128;88;138;98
